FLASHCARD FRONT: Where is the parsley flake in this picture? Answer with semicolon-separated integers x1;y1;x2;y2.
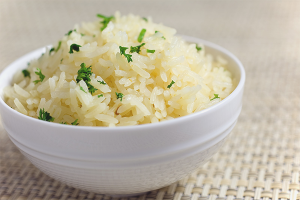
33;68;45;84
97;14;114;31
137;29;146;42
167;80;175;89
60;122;67;124
55;41;62;52
147;49;155;53
87;83;98;94
210;94;220;101
116;92;124;101
22;69;30;78
155;31;166;40
76;63;98;95
196;44;202;51
49;48;55;55
97;80;106;85
38;108;54;122
130;43;145;54
71;119;79;125
142;17;148;22
66;29;76;36
80;33;85;36
98;94;104;98
69;44;81;54
49;41;62;55
119;46;133;63
80;86;87;93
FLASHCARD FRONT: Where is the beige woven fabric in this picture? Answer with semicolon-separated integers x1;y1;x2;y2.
1;0;300;199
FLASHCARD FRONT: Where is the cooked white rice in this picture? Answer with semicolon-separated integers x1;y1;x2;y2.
4;12;235;127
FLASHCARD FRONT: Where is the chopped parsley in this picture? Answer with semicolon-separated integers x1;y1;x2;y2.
71;119;79;125
49;41;62;55
80;33;85;36
130;43;145;54
66;29;76;36
147;49;155;53
55;41;62;52
167;80;175;89
33;68;45;84
97;14;114;31
87;84;98;94
155;31;166;40
116;92;124;101
210;94;220;101
22;69;30;78
76;63;92;83
60;122;67;124
60;58;63;63
80;86;87;93
76;63;98;95
49;48;55;55
97;80;106;85
38;108;54;122
98;94;104;98
142;17;148;22
93;34;96;37
196;44;202;51
119;46;132;63
137;29;146;42
69;44;81;54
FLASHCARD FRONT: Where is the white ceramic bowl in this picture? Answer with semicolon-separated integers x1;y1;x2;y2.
0;36;245;195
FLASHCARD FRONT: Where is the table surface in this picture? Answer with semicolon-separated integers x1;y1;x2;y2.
1;1;300;199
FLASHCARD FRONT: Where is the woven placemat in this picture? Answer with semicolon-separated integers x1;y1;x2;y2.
1;1;300;199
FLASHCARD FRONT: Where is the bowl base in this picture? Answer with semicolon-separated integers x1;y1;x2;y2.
109;192;146;198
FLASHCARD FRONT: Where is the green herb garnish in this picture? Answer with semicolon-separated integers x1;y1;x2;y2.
55;41;62;52
38;108;54;122
137;29;146;42
116;92;124;101
69;44;81;54
76;63;98;95
66;29;76;36
76;63;92;83
71;119;79;125
80;33;85;36
210;94;220;101
155;31;166;40
119;46;132;63
22;69;30;78
80;86;87;93
87;84;98;94
49;41;62;55
142;17;148;22
196;44;202;51
60;122;67;124
130;43;145;54
33;68;45;84
147;49;155;53
97;14;114;31
98;94;104;98
167;80;175;89
97;80;106;85
49;48;55;55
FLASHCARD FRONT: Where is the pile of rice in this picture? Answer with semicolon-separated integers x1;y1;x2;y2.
4;12;235;127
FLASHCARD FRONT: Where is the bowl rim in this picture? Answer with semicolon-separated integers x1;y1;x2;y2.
0;36;245;131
